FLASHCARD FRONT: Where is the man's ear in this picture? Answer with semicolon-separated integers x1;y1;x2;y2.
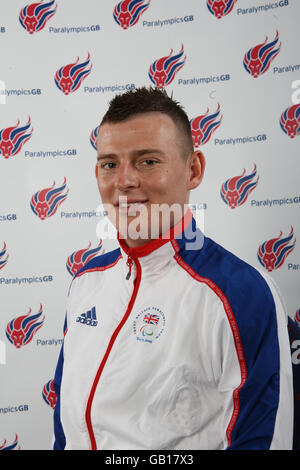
95;163;98;178
187;150;206;190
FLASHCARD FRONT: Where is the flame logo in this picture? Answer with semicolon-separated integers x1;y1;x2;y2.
295;309;300;327
113;0;150;29
42;379;57;409
149;45;186;89
0;117;33;159
0;242;9;271
90;125;99;151
257;227;296;272
66;240;103;277
55;53;92;95
6;304;45;349
220;164;259;209
0;434;20;451
207;0;237;19
19;0;57;34
280;104;300;139
243;30;281;78
190;104;223;147
30;178;69;220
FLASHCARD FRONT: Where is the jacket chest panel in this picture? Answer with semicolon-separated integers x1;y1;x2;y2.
62;259;224;449
64;265;220;381
88;270;221;449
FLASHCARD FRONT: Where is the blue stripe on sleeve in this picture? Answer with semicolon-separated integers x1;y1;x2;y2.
53;316;67;450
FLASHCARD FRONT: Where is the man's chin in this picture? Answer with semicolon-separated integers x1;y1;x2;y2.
105;202;186;242
117;215;154;242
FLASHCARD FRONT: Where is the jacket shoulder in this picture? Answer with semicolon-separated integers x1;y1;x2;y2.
178;236;277;327
184;236;272;298
74;247;121;279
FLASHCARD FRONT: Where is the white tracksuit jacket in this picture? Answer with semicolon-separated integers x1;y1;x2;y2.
53;210;293;450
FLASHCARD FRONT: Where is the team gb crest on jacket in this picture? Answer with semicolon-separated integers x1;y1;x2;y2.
133;306;165;343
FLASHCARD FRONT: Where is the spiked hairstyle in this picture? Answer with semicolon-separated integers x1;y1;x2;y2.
99;87;194;158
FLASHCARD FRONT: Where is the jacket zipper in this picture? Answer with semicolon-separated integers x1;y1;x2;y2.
126;254;133;280
85;252;142;450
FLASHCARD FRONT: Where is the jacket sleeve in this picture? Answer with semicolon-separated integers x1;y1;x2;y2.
53;315;67;450
214;269;294;450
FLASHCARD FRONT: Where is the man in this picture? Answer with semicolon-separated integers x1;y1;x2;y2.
53;87;293;450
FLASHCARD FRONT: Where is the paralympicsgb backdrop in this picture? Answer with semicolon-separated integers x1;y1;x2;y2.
0;0;299;450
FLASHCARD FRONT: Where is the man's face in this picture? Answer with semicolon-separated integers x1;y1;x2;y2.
96;112;202;247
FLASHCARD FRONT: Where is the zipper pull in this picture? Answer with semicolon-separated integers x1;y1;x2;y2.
126;255;133;280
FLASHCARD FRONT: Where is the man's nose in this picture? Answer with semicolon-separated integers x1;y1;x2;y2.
115;162;139;191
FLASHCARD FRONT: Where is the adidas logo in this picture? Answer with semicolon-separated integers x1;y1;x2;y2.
76;306;98;327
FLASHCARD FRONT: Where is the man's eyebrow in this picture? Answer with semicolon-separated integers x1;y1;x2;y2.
134;148;165;157
97;149;165;161
97;153;116;161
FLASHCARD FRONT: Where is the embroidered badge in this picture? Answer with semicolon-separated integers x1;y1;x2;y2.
133;306;165;344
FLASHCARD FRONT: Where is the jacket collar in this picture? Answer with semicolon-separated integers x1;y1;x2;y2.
117;208;204;279
117;208;193;258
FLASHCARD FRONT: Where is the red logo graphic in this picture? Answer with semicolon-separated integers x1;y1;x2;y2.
243;30;281;78
280;104;300;139
30;177;69;220
0;242;9;271
257;227;296;272
220;164;259;209
90;125;98;150
148;45;186;89
0;434;20;451
5;304;45;349
190;104;223;147
66;240;104;277
19;0;57;34
42;379;57;409
295;309;300;326
55;53;92;95
0;117;33;159
113;0;150;29
207;0;237;19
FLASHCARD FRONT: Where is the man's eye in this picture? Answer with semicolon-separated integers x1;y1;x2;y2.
141;159;157;166
102;162;116;169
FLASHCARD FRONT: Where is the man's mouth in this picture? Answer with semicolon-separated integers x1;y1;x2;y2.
116;199;149;214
